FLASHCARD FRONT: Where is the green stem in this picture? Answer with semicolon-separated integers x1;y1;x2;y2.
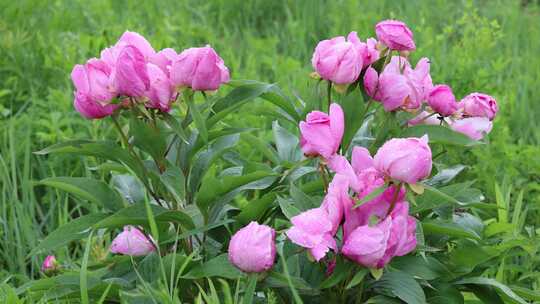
326;80;332;111
111;114;164;207
386;182;402;216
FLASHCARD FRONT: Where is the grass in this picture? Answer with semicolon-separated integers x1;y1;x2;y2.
1;0;539;290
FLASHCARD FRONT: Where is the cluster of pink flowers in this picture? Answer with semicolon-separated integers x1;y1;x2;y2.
292;101;430;267
71;31;229;119
312;20;498;141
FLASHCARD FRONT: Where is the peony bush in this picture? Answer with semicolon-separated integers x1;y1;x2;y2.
26;19;531;303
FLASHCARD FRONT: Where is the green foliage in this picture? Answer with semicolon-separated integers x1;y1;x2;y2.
1;0;540;303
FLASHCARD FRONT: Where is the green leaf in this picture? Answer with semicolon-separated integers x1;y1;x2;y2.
354;184;387;208
345;268;368;289
129;116;167;161
241;133;280;165
400;125;480;146
449;242;500;273
161;112;189;144
413;182;484;213
340;88;366;151
188;99;208;143
37;177;124;211
272;121;301;162
31;213;108;255
183;254;243;280
242;274;258;304
111;174;145;204
159;165;186;204
236;192;277;225
371;270;427;304
319;259;352;289
197;171;277;218
454;277;528;304
94;203;194;231
278;197;301;219
390;256;447;280
207;82;279;128
422;220;481;240
35;140;140;174
188;134;239;196
229;80;300;122
425;283;464;304
289;184;318;211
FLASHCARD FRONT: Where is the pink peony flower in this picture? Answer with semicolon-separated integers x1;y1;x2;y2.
312;33;363;84
145;63;175;112
458;93;498;120
450;116;493;140
347;32;380;68
299;103;344;159
364;56;432;111
149;48;178;76
286;207;337;261
373;136;432;184
375;20;416;51
342;200;416;268
407;111;447;126
41;255;58;272
170;46;230;91
428;85;458;116
110;226;156;256
71;59;118;119
228;222;276;273
114;45;150;98
116;31;156;60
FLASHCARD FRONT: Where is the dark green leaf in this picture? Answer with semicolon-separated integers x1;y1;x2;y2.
94;203;194;231
422;220;481;240
187;99;208;143
35;140;140;175
161;112;189;144
183;254;243;280
426;283;464;304
319;259;352;289
236;192;277;225
129;116;167;161
371;270;427;304
159;165;186;204
242;274;258;304
455;277;527;304
340;88;366;151
111;174;145;204
400;125;480;146
37;177;124;211
345;268;369;289
278;197;301;219
207;82;279;128
31;214;108;255
272;121;301;162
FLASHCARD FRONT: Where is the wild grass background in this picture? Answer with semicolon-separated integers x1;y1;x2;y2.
1;0;539;286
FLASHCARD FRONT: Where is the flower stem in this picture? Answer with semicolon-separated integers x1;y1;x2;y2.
326;80;332;111
386;182;402;216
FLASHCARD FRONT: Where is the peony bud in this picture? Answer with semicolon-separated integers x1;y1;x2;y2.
375;20;416;51
311;33;363;84
428;84;458;116
299;103;344;159
170;46;230;91
373;136;432;184
458;93;498;120
228;222;276;273
41;255;58;272
110;226;156;256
